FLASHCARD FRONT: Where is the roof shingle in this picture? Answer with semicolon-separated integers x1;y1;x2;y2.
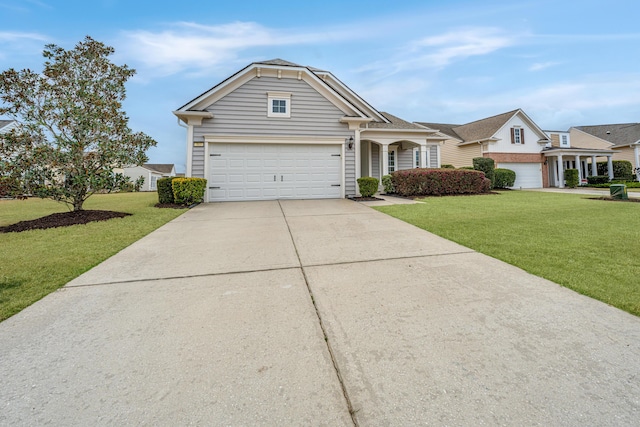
575;123;640;146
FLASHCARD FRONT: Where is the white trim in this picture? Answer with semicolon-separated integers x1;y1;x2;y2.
204;135;346;145
204;140;210;202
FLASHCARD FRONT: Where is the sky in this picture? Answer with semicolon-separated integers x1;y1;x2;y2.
1;0;639;172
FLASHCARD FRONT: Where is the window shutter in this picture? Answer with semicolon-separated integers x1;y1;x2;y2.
521;129;525;144
511;128;515;144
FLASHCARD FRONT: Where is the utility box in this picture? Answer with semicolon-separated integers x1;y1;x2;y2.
610;184;628;200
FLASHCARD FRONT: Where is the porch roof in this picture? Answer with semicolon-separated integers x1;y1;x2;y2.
542;146;615;156
366;112;429;130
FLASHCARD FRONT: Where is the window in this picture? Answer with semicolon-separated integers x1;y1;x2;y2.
414;149;420;167
561;134;569;147
511;127;525;144
388;149;396;172
150;175;157;191
267;92;292;118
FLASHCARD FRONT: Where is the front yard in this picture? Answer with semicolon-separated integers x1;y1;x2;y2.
376;191;640;317
0;193;186;321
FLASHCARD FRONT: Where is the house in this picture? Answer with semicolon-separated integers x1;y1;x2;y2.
173;59;444;202
0;119;17;134
570;123;640;180
120;163;176;191
421;109;615;188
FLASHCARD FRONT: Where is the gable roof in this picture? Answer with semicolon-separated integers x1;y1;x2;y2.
0;120;17;133
368;112;427;130
417;109;550;145
574;123;640;147
174;59;389;123
143;163;175;174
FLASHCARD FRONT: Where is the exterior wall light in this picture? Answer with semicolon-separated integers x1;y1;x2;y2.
347;136;354;150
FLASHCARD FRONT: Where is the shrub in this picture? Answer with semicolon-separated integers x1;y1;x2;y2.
157;177;178;204
441;164;455;169
565;169;579;188
473;157;495;188
172;177;207;205
596;160;633;180
459;166;474;170
390;168;491;197
494;168;516;189
587;175;610;185
357;177;379;197
381;174;394;194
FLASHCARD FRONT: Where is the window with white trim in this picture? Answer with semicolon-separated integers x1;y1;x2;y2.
267;92;292;118
561;134;569;147
388;149;396;172
150;175;158;191
414;149;420;167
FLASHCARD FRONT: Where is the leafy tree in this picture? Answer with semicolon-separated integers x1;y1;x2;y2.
0;36;156;211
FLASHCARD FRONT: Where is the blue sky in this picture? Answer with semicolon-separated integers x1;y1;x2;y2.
1;0;639;172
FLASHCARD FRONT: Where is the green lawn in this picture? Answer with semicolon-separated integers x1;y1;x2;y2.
375;191;640;316
0;193;186;321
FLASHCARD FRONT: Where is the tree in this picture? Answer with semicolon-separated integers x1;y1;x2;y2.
0;36;156;211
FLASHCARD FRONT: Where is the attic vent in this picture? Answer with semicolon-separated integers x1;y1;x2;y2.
606;131;611;135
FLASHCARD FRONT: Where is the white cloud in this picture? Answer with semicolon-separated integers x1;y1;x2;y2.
529;61;560;72
0;31;48;43
119;21;359;77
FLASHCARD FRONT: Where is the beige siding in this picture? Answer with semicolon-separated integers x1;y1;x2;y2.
440;139;481;168
569;129;613;150
549;133;560;147
613;146;637;164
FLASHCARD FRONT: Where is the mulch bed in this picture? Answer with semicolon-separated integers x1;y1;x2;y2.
350;196;385;201
0;210;131;233
588;196;640;203
155;203;188;209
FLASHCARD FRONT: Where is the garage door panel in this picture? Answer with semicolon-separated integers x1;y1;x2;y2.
498;162;542;189
209;143;342;202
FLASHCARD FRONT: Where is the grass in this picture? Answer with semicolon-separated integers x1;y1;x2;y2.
0;193;186;321
375;191;640;317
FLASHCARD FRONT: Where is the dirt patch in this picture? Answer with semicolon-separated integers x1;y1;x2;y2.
0;210;131;233
588;196;640;203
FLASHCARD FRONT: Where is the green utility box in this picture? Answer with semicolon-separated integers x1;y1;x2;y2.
610;184;628;200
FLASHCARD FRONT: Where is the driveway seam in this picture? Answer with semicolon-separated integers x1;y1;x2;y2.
278;200;359;427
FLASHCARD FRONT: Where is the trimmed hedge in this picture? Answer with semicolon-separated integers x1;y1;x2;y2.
357;177;379;197
381;174;394;194
157;177;179;204
473;157;495;188
494;168;516;189
441;164;455;169
172;178;207;205
565;169;579;188
587;175;610;185
390;168;491;197
596;160;633;180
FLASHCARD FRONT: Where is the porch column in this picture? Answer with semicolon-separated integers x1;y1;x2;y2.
355;129;362;182
551;157;558;186
607;156;614;180
419;143;427;168
557;155;565;188
382;144;389;176
591;155;597;176
634;145;640;180
575;155;582;182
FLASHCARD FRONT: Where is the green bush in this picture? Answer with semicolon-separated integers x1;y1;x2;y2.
381;174;394;194
357;177;379;197
172;178;207;205
494;168;516;189
596;160;633;180
391;169;491;197
441;164;455;169
473;157;495;188
587;175;610;185
459;166;475;170
565;169;579;188
157;177;178;204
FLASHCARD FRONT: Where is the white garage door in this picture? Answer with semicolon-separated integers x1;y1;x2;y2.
498;162;543;189
208;143;342;201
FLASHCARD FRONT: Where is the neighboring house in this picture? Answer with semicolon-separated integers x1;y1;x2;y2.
0;119;17;135
120;163;176;191
173;59;444;202
570;124;640;180
421;109;615;188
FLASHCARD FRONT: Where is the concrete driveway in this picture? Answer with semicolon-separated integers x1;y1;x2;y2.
1;199;638;426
